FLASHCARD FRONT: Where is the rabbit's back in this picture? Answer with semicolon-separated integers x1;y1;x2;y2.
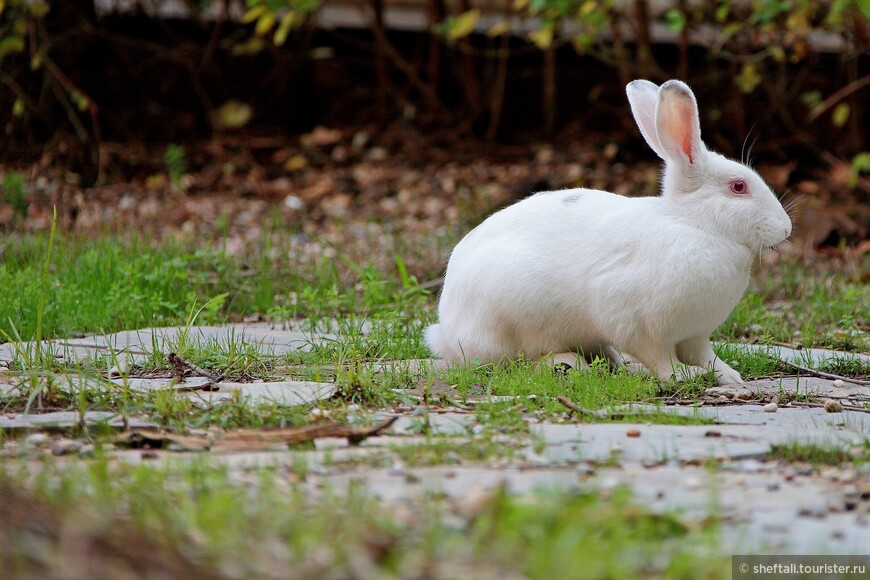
427;188;751;363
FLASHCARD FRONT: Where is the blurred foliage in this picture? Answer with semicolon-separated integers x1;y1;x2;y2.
0;0;867;169
2;171;27;224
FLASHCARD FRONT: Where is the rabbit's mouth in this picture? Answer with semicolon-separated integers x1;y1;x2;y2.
765;240;791;252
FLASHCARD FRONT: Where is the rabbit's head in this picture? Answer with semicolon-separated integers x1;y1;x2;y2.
626;79;792;252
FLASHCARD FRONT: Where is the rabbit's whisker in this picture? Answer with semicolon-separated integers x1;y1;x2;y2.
741;125;757;166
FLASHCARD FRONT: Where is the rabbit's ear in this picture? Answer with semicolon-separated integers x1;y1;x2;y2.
655;80;705;167
626;80;666;160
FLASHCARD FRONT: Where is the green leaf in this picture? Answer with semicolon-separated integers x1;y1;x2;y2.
255;11;276;36
12;98;24;117
573;32;594;53
664;8;686;32
528;22;554;49
0;36;25;61
734;63;762;94
29;1;49;18
851;152;870;173
849;151;870;187
768;45;786;62
832;103;850;127
720;22;742;40
242;4;268;24
488;20;510;37
799;90;822;108
214;100;253;130
274;11;300;45
70;90;90;111
447;9;481;41
715;1;730;22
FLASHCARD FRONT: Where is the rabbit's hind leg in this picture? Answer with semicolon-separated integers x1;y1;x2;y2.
676;337;743;385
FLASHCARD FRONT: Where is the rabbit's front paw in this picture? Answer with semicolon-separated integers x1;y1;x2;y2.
713;363;743;385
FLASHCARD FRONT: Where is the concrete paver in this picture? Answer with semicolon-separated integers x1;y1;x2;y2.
2;323;868;556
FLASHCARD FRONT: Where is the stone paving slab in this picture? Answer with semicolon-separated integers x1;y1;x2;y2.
530;419;867;466
186;381;337;406
2;323;869;558
294;464;868;554
621;403;870;431
712;377;870;401
0;411;156;430
0;322;335;367
736;343;870;365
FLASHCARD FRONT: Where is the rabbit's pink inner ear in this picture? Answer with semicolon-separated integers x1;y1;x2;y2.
675;100;697;164
660;95;698;165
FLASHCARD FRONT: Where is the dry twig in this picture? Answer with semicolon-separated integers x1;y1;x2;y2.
167;352;225;383
783;361;870;386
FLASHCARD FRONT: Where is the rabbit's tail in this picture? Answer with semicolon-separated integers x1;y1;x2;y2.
423;323;444;358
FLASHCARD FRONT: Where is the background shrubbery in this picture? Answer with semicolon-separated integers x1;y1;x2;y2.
0;0;867;180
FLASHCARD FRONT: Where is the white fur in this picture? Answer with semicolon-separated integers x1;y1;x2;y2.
425;80;792;385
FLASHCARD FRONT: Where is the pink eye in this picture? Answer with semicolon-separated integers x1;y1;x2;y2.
729;179;748;195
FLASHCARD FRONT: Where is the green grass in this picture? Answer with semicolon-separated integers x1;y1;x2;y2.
716;261;869;351
0;229;865;576
0;231;430;342
0;459;728;578
767;440;869;467
713;344;787;378
2;230;866;434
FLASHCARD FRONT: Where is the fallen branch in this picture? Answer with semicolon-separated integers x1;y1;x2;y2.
782;361;870;386
556;396;599;417
168;352;225;384
116;416;399;452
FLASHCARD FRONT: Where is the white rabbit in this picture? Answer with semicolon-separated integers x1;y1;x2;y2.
424;79;792;385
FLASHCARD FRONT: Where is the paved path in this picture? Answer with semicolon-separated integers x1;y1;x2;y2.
2;323;869;555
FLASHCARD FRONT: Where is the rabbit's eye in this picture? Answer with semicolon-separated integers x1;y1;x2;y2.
729;179;748;195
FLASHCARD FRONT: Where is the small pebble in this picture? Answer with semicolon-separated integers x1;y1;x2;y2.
798;503;828;519
51;439;83;456
24;433;48;446
763;402;778;413
736;391;753;400
626;428;641;438
576;464;595;476
831;379;845;388
824;399;843;413
740;459;764;473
